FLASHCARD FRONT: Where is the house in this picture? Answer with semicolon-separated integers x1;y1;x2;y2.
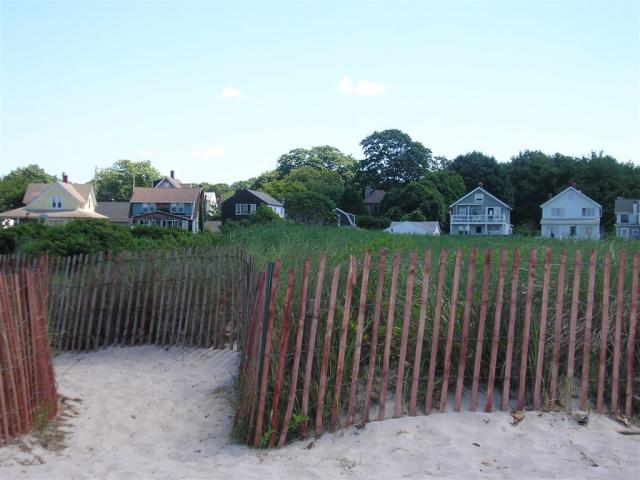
384;221;441;236
0;174;107;225
364;187;385;215
129;187;204;232
220;189;285;223
540;185;601;239
152;170;196;189
96;202;131;227
204;192;218;214
335;208;356;228
449;183;512;235
614;198;640;239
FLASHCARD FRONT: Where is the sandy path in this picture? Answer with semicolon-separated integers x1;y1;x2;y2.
0;347;638;479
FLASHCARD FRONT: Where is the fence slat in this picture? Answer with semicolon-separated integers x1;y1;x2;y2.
501;249;521;411
454;248;477;412
565;250;582;412
378;252;401;421
580;250;597;411
346;251;372;426
440;249;463;412
550;250;568;406
596;252;611;413
625;252;639;416
610;252;626;414
315;266;340;438
485;249;507;413
426;249;448;414
517;249;537;410
470;249;491;412
363;250;387;423
409;249;432;417
533;247;552;410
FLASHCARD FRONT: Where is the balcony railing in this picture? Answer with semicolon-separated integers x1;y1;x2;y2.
451;214;507;224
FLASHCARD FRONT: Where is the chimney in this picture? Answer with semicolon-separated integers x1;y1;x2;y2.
170;170;175;179
478;182;483;188
62;172;68;183
571;182;577;189
548;193;553;200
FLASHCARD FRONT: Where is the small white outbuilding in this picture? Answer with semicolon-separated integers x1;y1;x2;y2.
384;221;441;236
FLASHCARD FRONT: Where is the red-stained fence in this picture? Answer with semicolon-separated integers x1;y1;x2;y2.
235;247;640;447
0;257;58;446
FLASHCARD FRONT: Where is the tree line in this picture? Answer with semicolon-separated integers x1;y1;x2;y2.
1;129;639;231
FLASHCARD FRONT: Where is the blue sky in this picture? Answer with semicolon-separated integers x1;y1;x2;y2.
1;0;638;184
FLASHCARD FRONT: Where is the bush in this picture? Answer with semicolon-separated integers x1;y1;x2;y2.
356;215;391;230
0;230;17;254
249;205;284;225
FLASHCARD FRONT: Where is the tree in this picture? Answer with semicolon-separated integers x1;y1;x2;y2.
357;129;434;189
201;183;234;203
261;179;307;203
284;166;344;203
0;164;56;211
339;187;368;215
285;191;336;225
250;170;280;190
451;151;513;204
96;160;161;201
423;171;466;207
381;182;446;224
249;204;284;224
275;146;357;182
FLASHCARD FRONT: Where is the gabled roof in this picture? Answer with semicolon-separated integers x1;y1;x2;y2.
615;198;639;213
388;221;440;233
246;189;283;207
23;182;93;205
130;187;202;203
364;189;386;204
450;187;511;210
0;207;106;220
96;202;131;222
540;186;601;208
154;177;184;188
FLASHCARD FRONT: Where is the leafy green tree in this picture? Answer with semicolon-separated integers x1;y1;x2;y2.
381;182;446;224
250;170;280;190
201;183;234;203
284;166;344;203
276;146;357;182
249;204;284;224
423;171;466;207
262;179;307;203
0;164;56;211
357;129;434;189
339;187;368;215
285;191;336;225
96;160;161;201
451;151;513;204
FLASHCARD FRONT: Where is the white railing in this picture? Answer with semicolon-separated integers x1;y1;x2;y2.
451;214;507;223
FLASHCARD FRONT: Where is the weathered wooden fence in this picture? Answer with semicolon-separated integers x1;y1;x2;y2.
0;258;57;446
0;246;260;352
235;247;640;447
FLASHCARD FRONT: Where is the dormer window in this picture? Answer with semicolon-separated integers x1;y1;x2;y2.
474;193;484;203
51;196;62;209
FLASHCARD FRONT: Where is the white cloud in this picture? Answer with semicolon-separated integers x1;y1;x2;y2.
134;147;152;157
219;86;248;101
336;75;385;96
193;145;228;159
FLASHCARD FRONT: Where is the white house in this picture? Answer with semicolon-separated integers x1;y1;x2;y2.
384;221;441;236
540;186;601;239
614;198;640;239
449;184;512;235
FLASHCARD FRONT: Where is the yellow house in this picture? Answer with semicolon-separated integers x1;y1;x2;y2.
0;177;107;225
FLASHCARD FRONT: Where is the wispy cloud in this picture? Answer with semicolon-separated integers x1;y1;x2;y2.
219;86;248;101
193;145;228;159
336;75;385;96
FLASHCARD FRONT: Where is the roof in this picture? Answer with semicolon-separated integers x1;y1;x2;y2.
615;198;639;213
387;221;440;233
130;187;202;203
364;189;386;204
96;202;131;222
0;207;107;220
22;182;93;205
540;186;601;209
450;187;512;210
154;177;184;188
246;189;283;207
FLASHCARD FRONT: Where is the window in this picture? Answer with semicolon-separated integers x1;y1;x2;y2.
178;203;185;213
475;226;483;234
142;203;149;213
51;196;62;209
170;203;178;213
620;214;629;224
551;208;565;217
582;207;595;217
570;226;577;237
235;203;257;215
474;193;484;203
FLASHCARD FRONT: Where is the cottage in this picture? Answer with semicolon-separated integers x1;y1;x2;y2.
220;189;285;223
364;187;385;215
129;187;204;232
384;221;441;236
0;174;106;225
449;184;512;235
614;198;640;239
540;186;601;240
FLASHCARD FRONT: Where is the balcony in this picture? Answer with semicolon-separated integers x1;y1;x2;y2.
451;214;507;224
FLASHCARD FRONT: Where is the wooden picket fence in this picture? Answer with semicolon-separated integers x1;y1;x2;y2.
235;247;640;447
0;257;58;446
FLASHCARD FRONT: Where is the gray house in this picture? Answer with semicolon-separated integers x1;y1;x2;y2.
449;184;512;235
614;198;640;239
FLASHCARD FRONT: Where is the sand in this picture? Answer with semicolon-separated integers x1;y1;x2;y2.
0;346;638;479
